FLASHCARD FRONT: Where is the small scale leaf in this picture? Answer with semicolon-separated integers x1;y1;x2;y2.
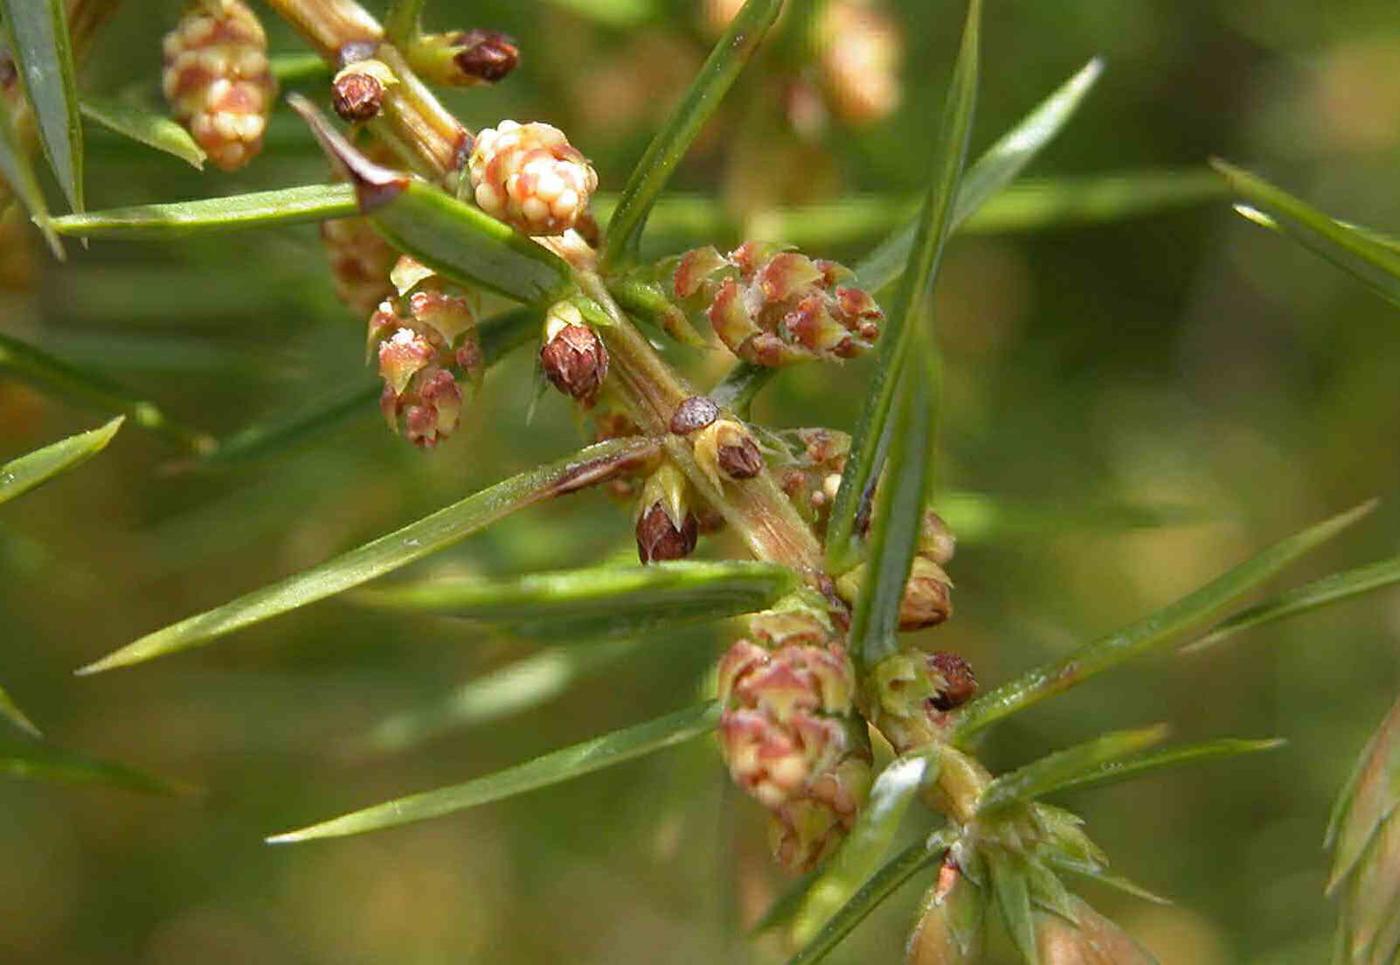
0;683;40;737
353;560;797;638
1046;858;1171;906
786;841;940;965
0;740;195;795
1184;556;1400;654
77;437;661;674
50;183;359;239
602;0;784;267
0;331;209;451
0;92;62;256
1213;159;1400;308
290;95;573;305
979;726;1170;814
988;850;1040;964
0;417;122;507
1;0;83;210
268;701;721;842
855;57;1103;293
953;501;1375;741
825;0;980;577
789;751;938;946
357;640;639;757
1328;697;1400;894
80;97;205;169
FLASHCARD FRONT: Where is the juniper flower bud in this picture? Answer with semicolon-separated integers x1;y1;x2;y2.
162;0;275;172
769;752;873;872
818;0;903;127
837;555;953;630
331;58;395;122
669;395;719;435
673;243;883;366
635;463;698;563
540;303;608;404
693;419;764;488
409;29;519;87
467;120;598;236
928;651;976;711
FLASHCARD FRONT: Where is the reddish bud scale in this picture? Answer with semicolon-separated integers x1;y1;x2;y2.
162;0;275;172
673;243;883;366
540;322;608;404
635;503;698;563
449;29;519;83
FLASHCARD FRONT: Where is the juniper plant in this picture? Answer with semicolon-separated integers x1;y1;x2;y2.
3;0;1400;961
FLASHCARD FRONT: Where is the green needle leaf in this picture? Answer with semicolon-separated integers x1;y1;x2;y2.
0;92;62;257
1184;556;1400;654
786;840;940;965
0;331;210;451
855;57;1103;293
290;94;573;305
789;750;939;947
1027;737;1282;803
601;0;784;268
352;560;797;637
540;0;659;27
0;740;195;795
50;183;359;239
382;0;426;44
988;850;1040;964
979;725;1171;814
1;0;83;211
1213;159;1400;308
267;701;720;843
827;0;980;581
357;640;639;757
0;417;122;507
953;501;1376;741
0;683;40;737
80;97;205;169
76;437;661;675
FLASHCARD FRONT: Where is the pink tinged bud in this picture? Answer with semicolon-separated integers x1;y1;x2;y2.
673;246;728;300
707;277;760;349
378;328;435;394
409;290;476;343
756;251;823;302
540;322;609;404
468;121;597;235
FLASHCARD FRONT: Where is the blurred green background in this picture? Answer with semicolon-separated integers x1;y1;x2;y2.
2;0;1399;961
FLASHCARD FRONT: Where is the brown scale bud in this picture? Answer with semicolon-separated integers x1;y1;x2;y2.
693;419;764;488
635;463;698;563
368;262;482;448
539;303;608;404
669;395;719;435
331;59;394;122
161;0;275;172
674;242;883;366
468;120;598;236
409;29;519;87
837;556;952;631
928;651;976;711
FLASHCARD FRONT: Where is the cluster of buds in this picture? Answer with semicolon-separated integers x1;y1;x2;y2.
775;428;852;535
816;0;904;127
865;648;976;754
367;258;483;447
467;121;598;236
717;610;872;871
634;463;699;563
406;29;520;87
162;0;275;172
674;242;883;366
539;302;608;405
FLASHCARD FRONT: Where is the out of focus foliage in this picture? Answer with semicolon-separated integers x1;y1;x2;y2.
0;0;1397;962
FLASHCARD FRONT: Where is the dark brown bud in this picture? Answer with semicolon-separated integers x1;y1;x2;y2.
898;556;953;630
452;29;519;83
541;313;608;404
332;70;384;122
670;395;719;435
636;503;698;563
928;651;976;711
717;436;763;479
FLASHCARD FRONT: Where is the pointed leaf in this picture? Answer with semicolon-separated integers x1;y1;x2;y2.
50;183;359;239
0;682;40;737
357;640;640;757
961;169;1225;235
0;741;194;795
1328;697;1400;894
290;95;572;304
790;751;939;945
0;417;122;506
855;57;1102;293
1213;160;1400;308
0;331;210;451
1;0;82;210
80;97;205;169
601;0;784;268
77;437;660;675
989;850;1040;964
1046;858;1171;906
786;840;940;965
825;0;979;576
953;501;1375;741
268;700;720;842
1034;897;1157;964
353;560;798;637
980;726;1170;814
0;91;61;256
1333;806;1400;963
1185;556;1400;654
